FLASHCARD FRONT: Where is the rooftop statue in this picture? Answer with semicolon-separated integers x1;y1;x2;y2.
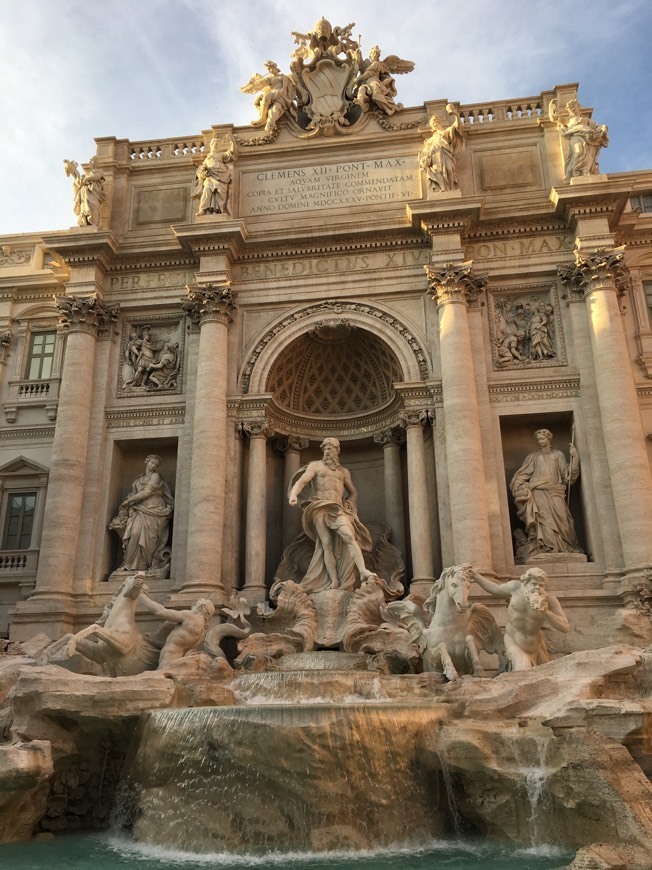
241;18;415;136
192;133;237;216
63;157;106;227
549;97;609;179
472;566;571;671
419;105;464;192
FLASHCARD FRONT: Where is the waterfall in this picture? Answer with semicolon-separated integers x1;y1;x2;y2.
513;733;553;845
119;704;454;854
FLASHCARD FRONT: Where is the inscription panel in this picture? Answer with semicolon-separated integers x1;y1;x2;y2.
239;156;421;216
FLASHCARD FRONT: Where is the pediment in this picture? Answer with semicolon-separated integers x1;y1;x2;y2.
0;456;50;477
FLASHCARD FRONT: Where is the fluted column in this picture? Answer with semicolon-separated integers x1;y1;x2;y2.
560;248;652;571
33;296;119;600
401;410;435;598
281;435;309;548
181;284;236;602
425;262;493;570
243;420;273;604
373;427;407;559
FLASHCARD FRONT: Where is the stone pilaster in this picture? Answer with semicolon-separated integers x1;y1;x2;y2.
373;427;407;559
425;261;493;570
400;410;435;598
180;283;236;602
31;296;119;606
559;248;652;573
280;435;309;548
242;420;274;604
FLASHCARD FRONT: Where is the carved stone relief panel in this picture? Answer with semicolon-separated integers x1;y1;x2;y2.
488;285;566;371
117;316;184;397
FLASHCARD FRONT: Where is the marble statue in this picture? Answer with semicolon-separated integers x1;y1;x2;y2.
192;133;237;216
419;106;463;192
38;572;160;676
549;98;609;178
382;564;505;680
241;60;296;134
510;428;582;560
110;455;174;574
138;592;215;669
288;437;376;592
471;566;570;670
352;45;415;115
63;157;106;227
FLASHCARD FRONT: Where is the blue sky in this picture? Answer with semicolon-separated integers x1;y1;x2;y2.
1;0;650;235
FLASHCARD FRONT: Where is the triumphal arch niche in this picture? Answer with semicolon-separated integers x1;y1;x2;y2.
1;15;652;651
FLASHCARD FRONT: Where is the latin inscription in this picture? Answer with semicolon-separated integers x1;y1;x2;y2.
108;270;195;292
240;157;421;216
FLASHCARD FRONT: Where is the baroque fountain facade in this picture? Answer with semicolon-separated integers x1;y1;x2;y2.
1;16;652;870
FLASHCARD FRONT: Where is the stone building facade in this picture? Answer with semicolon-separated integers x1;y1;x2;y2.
1;59;652;649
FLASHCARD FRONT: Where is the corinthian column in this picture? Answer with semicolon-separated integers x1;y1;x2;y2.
181;283;236;602
243;420;273;604
373;427;407;559
560;249;652;571
425;262;493;570
32;296;119;602
401;410;435;598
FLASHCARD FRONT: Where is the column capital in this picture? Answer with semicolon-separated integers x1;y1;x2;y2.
558;246;630;301
242;419;275;439
374;427;406;447
424;260;487;307
55;294;119;336
182;282;237;326
285;435;310;453
400;409;429;428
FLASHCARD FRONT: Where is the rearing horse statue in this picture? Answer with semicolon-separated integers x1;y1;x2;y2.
38;573;161;677
382;564;506;680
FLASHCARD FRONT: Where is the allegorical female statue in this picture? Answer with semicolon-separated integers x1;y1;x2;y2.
110;455;174;574
419;105;464;192
549;98;609;179
192;133;237;216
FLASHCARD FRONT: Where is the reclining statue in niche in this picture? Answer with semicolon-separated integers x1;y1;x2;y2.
382;564;506;681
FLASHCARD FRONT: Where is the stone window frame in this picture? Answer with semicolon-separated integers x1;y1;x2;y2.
25;330;57;380
1;491;37;550
629;260;652;379
0;457;49;598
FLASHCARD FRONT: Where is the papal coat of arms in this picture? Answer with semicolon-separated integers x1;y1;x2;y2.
241;17;414;137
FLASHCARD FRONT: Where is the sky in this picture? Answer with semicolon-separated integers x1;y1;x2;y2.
1;0;651;237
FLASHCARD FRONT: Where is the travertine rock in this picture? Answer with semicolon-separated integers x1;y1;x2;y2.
0;740;52;843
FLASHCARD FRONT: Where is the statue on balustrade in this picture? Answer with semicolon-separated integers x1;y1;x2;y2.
110;455;174;575
192;133;237;216
471;566;570;671
241;60;296;134
549;97;608;178
63;157;106;227
510;428;582;562
419;106;464;193
288;437;377;592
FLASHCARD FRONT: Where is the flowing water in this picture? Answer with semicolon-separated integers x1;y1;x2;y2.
0;832;572;869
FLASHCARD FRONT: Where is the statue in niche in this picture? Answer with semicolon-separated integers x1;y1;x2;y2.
192;133;237;216
63;157;106;227
110;455;174;575
241;60;297;134
510;429;582;561
122;325;180;391
138;592;215;669
493;296;557;366
549;98;609;179
471;566;570;671
288;437;377;592
419;106;464;192
352;44;415;115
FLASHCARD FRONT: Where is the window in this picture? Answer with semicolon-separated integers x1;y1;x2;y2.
1;492;36;550
26;331;56;380
644;282;652;328
631;194;652;214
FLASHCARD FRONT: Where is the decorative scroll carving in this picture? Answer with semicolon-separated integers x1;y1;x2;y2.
558;247;628;303
400;409;428;427
285;435;310;453
489;286;565;370
119;319;183;396
56;295;119;336
373;427;405;448
424;261;487;307
182;283;237;326
242;419;274;439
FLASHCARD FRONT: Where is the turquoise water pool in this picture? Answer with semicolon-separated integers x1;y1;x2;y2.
0;833;571;869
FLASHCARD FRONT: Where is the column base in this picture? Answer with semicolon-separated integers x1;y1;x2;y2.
168;584;228;609
10;594;79;642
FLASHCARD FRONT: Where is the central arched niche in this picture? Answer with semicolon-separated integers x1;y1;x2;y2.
266;321;403;422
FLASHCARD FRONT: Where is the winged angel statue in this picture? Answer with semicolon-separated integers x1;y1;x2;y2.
240;18;415;136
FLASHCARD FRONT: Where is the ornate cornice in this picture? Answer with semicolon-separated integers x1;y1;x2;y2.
182;283;237;326
56;295;119;336
424;260;487;307
105;404;185;429
0;426;55;441
488;376;580;403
